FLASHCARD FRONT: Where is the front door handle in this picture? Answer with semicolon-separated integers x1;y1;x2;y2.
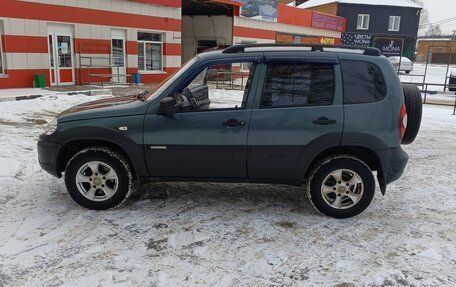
223;119;245;127
312;117;337;125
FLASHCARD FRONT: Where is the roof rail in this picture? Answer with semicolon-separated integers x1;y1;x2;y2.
222;44;382;56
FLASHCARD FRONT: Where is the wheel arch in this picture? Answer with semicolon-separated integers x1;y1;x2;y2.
303;145;383;186
55;127;148;180
58;140;136;179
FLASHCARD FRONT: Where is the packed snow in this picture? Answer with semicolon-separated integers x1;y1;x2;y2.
398;63;456;105
0;92;456;286
399;63;456;91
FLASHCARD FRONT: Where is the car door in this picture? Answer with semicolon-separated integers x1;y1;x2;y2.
143;58;261;178
247;53;344;182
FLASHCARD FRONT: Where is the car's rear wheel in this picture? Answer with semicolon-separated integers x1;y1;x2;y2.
307;156;375;218
65;147;132;210
401;84;423;145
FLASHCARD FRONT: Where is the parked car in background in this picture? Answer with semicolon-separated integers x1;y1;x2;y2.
388;56;413;74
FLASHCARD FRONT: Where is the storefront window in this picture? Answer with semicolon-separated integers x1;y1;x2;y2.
137;32;163;72
0;23;5;75
57;35;72;68
48;35;54;68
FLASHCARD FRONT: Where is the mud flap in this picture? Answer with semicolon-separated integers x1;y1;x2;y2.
377;172;387;195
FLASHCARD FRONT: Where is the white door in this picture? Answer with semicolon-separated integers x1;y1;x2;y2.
47;25;75;86
111;29;126;83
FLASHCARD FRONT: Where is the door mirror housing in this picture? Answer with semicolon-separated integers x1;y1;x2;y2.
157;97;176;117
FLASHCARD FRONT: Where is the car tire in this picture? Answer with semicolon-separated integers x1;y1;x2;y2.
307;156;375;219
401;84;423;145
64;147;133;210
405;71;411;74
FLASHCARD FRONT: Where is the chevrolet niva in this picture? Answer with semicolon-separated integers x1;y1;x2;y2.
38;44;422;218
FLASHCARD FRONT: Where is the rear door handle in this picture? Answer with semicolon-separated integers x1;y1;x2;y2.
223;119;245;127
312;117;337;125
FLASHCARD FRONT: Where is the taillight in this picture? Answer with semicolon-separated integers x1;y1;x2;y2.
399;104;407;140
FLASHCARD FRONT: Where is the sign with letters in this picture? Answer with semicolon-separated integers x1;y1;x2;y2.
276;32;340;45
311;11;345;32
374;37;404;57
341;33;372;47
229;0;278;22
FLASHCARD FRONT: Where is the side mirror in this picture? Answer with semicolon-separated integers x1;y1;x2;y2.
157;97;176;117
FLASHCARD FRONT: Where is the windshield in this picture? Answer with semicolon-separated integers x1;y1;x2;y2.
145;56;199;100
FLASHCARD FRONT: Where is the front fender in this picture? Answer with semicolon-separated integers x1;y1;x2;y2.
51;123;148;178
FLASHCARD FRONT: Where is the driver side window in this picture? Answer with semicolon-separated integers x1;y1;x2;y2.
173;61;255;112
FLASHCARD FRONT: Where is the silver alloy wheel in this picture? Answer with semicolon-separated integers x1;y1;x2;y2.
75;161;119;202
320;169;364;209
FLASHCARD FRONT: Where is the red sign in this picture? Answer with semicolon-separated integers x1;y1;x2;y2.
311;11;346;32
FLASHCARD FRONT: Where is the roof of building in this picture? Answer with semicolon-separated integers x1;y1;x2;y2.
297;0;423;9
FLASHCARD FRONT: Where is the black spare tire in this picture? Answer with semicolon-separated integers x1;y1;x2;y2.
401;84;422;145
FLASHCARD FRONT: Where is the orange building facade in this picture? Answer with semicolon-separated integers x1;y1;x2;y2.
0;0;345;88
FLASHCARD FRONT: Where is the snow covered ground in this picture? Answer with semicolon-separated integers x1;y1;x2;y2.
0;94;456;286
398;63;456;105
399;63;456;91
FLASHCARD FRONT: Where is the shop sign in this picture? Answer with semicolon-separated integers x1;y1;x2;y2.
320;37;337;45
276;32;340;45
233;0;278;22
311;11;345;32
374;37;404;56
341;33;372;47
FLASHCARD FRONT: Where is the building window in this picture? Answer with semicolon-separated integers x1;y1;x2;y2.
389;16;401;31
137;32;163;72
0;22;5;75
357;14;370;30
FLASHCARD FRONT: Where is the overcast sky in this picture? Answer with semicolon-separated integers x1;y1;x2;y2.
422;0;456;35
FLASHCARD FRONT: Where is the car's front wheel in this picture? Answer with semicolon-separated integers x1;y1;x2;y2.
307;156;375;218
64;147;133;210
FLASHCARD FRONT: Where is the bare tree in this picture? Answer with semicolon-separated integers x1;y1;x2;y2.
409;0;430;36
425;24;443;37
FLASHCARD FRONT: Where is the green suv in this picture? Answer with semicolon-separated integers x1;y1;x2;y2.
37;44;422;218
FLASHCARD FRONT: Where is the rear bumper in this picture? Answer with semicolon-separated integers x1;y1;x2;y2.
377;147;409;185
37;139;62;178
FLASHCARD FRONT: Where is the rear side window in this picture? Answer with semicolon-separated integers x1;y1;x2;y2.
261;62;335;108
341;60;387;104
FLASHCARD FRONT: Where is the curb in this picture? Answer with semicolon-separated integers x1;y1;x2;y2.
0;94;43;102
0;89;113;103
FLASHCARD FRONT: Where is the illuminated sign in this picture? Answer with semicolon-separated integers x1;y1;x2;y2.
276;32;340;45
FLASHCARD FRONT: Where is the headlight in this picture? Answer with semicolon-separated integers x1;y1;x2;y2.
43;118;58;135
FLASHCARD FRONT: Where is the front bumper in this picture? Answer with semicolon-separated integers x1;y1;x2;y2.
37;139;62;178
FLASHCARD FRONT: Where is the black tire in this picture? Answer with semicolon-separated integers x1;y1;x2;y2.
308;156;375;219
405;71;411;74
64;147;132;210
401;84;423;145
